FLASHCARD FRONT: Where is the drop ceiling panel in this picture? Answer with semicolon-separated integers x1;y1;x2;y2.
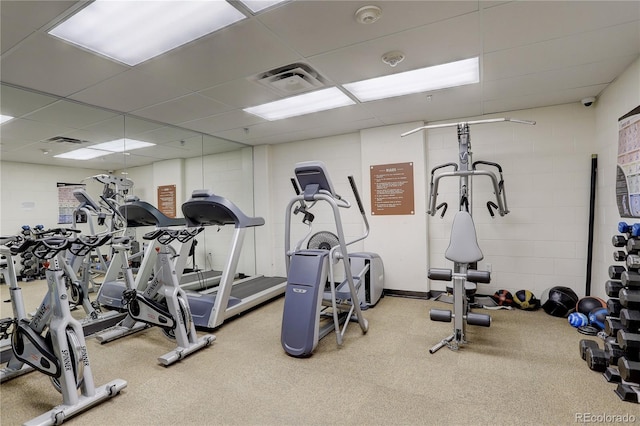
0;0;77;54
179;110;264;135
258;1;478;57
136;19;301;92
309;12;480;85
0;85;59;117
483;56;638;101
482;1;640;52
198;78;281;109
23;100;120;129
69;69;193;113
132;93;233;125
0;117;75;143
483;22;640;81
483;84;609;115
0;33;127;97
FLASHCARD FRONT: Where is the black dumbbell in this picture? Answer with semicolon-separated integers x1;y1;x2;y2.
617;330;640;351
628;254;640;270
579;339;599;360
613;235;628;247
615;250;628;261
586;347;608;372
628;238;640;254
618;357;640;384
621;309;640;332
605;340;626;365
608;298;622;317
621;270;640;288
605;318;623;338
620;288;640;309
610;265;626;280
606;280;623;298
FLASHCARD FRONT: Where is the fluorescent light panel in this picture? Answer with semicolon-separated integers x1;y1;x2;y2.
0;115;14;124
343;57;480;102
243;87;355;121
54;139;154;160
48;0;246;66
240;0;287;13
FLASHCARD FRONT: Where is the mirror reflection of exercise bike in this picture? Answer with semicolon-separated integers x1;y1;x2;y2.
402;117;535;353
2;229;127;425
281;161;384;357
120;227;215;366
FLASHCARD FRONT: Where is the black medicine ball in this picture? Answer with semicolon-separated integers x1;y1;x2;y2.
542;286;578;317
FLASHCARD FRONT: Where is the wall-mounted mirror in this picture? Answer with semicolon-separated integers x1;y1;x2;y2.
0;83;255;278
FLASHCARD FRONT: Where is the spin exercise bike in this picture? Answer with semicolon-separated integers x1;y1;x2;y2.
2;228;127;425
1;234;35;382
115;225;215;366
281;161;380;357
402;117;535;353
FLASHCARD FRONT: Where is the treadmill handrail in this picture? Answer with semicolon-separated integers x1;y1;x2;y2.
119;200;186;228
182;190;265;229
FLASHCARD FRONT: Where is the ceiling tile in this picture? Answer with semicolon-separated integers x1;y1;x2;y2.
70;69;193;113
0;33;128;97
132;93;233;125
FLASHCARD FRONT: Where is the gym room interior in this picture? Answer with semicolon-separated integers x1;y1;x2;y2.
1;1;639;425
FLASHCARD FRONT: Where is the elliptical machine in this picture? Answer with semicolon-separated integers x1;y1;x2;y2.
281;161;379;357
402;117;535;353
3;228;127;425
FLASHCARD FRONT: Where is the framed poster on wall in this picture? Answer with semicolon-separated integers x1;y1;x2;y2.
370;162;415;215
616;105;640;217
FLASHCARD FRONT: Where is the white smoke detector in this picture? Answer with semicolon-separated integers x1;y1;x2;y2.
355;5;382;24
382;50;405;67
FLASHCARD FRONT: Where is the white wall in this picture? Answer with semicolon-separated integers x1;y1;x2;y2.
0;162;108;235
255;106;599;300
593;57;640;301
426;105;597;299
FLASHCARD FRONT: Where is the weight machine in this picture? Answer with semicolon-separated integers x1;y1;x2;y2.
402;117;535;353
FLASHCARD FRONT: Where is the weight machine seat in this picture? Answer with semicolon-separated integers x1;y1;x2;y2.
182;190;265;229
119;197;186;228
445;210;483;264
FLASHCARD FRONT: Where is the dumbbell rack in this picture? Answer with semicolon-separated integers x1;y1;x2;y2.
580;222;640;403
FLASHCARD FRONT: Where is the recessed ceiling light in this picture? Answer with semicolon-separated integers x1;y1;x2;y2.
343;57;480;102
0;114;14;124
243;87;355;121
54;138;154;160
55;148;112;160
91;139;155;152
239;0;288;13
48;0;246;66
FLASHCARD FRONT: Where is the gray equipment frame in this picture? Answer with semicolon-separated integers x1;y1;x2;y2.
402;117;535;353
281;161;370;357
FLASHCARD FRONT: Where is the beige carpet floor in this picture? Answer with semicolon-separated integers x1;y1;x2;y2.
0;280;637;426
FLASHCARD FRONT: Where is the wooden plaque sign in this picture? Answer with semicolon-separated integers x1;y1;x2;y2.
157;185;177;218
370;162;415;215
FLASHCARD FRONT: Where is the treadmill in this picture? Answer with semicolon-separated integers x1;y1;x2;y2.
182;190;287;329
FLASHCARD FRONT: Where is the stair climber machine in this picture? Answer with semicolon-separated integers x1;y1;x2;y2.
281;161;384;357
1;229;126;425
181;190;287;329
402;117;535;353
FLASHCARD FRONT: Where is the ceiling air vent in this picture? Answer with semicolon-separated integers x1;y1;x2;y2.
46;136;88;145
255;63;325;95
